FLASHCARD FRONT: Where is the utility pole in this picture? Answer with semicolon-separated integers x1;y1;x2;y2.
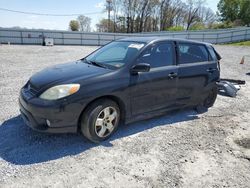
106;0;112;32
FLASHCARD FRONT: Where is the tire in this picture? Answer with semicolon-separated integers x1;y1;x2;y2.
80;99;120;143
203;86;218;108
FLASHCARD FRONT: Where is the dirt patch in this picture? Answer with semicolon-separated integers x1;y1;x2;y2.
235;138;250;149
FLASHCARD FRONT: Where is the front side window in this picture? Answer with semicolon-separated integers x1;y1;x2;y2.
138;42;174;68
178;43;209;64
86;41;145;69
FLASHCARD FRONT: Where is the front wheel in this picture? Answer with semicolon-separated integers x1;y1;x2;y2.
80;99;120;143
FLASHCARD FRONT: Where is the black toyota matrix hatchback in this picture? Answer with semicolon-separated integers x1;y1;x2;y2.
19;37;221;142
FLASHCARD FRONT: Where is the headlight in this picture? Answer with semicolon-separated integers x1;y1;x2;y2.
39;84;80;100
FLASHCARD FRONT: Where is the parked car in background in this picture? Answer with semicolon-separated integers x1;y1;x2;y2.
19;37;221;142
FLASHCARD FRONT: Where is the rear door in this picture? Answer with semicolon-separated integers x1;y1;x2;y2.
130;41;178;116
176;42;219;106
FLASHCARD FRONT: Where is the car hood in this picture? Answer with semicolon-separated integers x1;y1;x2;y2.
29;61;111;90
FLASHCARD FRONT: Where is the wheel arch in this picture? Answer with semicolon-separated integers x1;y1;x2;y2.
77;95;127;131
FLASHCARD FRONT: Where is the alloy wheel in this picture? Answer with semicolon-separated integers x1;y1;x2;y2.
94;106;118;138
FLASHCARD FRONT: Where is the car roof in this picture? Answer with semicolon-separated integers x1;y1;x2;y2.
117;36;211;46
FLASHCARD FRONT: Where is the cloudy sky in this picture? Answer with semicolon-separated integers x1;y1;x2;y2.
0;0;219;31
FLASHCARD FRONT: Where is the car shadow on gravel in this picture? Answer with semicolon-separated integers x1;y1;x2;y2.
0;109;198;165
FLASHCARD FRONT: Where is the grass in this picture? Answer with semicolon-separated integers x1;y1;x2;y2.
227;41;250;46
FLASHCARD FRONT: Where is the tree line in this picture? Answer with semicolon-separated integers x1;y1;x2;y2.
69;15;91;32
96;0;217;32
218;0;250;27
69;0;250;33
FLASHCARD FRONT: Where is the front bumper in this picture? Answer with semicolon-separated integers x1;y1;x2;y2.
19;89;80;133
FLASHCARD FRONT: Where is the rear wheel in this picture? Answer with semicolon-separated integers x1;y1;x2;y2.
195;86;218;113
80;99;120;143
203;86;218;108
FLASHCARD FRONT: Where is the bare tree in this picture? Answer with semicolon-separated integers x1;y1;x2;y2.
77;15;91;32
198;7;216;27
143;0;159;32
173;1;186;27
96;19;115;32
185;0;204;30
167;0;185;28
159;0;171;30
96;0;214;33
111;0;121;32
150;0;161;31
136;0;150;32
123;0;144;33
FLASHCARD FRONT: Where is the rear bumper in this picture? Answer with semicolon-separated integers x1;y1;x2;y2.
19;91;79;133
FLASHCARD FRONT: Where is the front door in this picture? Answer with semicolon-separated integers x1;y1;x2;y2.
129;41;178;116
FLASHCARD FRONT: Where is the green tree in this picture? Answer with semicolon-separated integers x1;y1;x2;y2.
218;0;250;26
167;26;185;31
239;0;250;26
189;22;205;30
211;22;233;29
69;20;79;31
217;0;240;22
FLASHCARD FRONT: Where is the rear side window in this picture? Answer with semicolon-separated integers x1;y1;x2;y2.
138;42;174;68
207;45;217;61
178;43;209;64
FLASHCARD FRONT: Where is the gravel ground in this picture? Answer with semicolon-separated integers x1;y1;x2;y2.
0;44;250;188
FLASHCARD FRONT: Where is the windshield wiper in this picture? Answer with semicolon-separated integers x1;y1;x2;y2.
89;60;108;69
82;59;107;69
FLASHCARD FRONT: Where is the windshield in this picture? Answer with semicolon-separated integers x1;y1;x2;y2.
85;41;145;69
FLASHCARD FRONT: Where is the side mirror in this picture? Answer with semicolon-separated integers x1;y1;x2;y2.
131;63;150;74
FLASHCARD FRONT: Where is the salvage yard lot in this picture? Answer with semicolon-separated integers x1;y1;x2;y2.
0;44;250;188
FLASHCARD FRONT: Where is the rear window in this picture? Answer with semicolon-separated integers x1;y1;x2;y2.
178;43;209;64
207;46;217;61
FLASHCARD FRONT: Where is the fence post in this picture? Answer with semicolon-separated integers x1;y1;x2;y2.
81;33;83;46
98;34;100;46
62;32;64;45
42;32;44;45
245;29;248;41
231;31;234;43
20;31;23;45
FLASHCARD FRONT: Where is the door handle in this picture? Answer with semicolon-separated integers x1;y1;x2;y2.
168;72;178;79
207;68;217;73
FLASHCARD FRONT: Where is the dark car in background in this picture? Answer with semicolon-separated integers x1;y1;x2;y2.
19;37;221;142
